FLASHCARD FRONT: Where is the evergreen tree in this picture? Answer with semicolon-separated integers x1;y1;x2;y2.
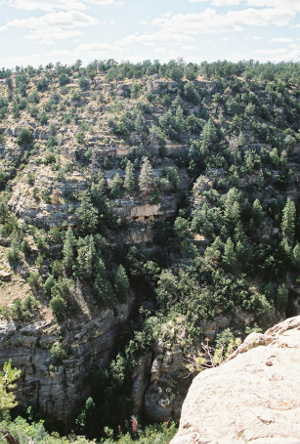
276;284;288;311
139;156;155;198
62;227;76;273
224;188;241;227
133;112;147;143
108;173;123;198
114;265;129;302
222;237;237;271
94;258;113;305
124;160;135;195
77;235;96;279
50;294;66;322
174;105;184;137
251;198;263;227
75;193;99;234
281;198;296;244
199;119;217;155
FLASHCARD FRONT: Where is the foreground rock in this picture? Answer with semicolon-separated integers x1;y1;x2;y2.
171;316;300;444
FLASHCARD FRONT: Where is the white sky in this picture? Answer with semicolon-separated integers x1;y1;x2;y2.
0;0;300;69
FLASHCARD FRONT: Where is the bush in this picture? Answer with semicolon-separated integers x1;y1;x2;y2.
50;343;68;361
59;73;70;86
17;128;33;146
6;239;21;267
27;272;40;289
50;294;66;322
11;298;32;321
43;275;56;294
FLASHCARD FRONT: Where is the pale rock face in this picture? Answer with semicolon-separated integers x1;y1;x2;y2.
171;316;300;444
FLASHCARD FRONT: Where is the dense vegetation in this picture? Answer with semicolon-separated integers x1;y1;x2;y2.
0;58;299;442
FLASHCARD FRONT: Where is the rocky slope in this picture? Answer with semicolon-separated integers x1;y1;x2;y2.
0;61;300;435
171;316;300;444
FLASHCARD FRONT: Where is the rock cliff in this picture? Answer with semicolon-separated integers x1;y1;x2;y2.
0;299;133;428
171;316;300;444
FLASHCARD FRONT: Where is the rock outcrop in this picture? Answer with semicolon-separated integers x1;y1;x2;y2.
0;299;133;428
171;316;300;444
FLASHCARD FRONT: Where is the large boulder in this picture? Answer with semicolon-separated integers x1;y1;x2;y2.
171;316;300;444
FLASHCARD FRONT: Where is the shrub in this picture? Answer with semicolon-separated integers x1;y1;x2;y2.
17;128;33;146
50;294;66;322
59;73;70;86
44;275;56;294
50;343;68;361
27;272;40;290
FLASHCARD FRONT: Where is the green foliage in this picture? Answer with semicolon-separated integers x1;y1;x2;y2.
50;295;66;322
36;76;48;92
276;284;288;311
198;119;217;155
27;272;40;290
76;235;96;279
6;238;21;267
109;173;123;199
62;227;76;273
138;157;155;198
11;297;35;322
58;73;70;86
0;360;21;411
160;166;180;191
281;197;296;243
174;217;190;240
156;269;181;310
124;160;135;195
114;265;129;302
43;275;56;294
1;60;300;438
222;237;237;271
17;128;33;146
75;194;99;234
79;76;89;91
50;343;68;361
75;397;95;433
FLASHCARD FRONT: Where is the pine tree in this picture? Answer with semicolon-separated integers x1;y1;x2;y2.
199;119;217;155
75;193;99;234
124;160;135;195
77;235;96;279
281;197;296;243
114;265;129;302
62;227;76;273
224;188;241;227
108;173;123;198
222;237;237;271
174;105;184;136
251;198;263;227
139;156;155;198
94;258;113;305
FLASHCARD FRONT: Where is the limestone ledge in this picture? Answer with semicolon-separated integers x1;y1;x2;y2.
171;316;300;444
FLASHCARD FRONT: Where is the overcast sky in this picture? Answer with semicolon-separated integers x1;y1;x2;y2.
0;0;300;69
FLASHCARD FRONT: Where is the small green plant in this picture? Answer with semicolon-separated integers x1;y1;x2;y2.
27;272;40;290
50;343;68;362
